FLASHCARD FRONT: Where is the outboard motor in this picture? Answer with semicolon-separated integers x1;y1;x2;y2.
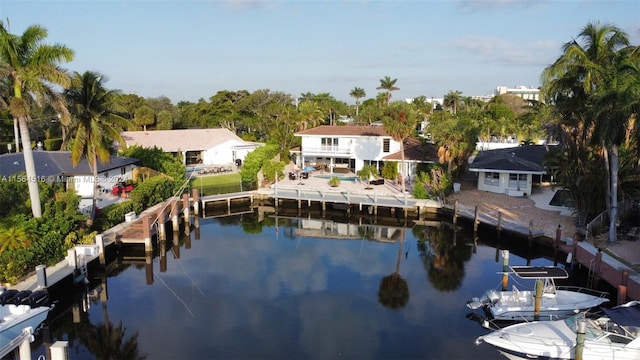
12;290;32;305
484;289;500;306
26;290;50;307
0;289;19;305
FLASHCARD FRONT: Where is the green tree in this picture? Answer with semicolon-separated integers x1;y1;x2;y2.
0;22;74;218
376;76;399;106
542;21;637;242
443;90;462;114
382;102;418;193
349;87;366;116
0;226;32;253
65;71;131;224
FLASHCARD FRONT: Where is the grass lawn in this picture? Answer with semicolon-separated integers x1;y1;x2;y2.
190;173;241;187
189;173;243;195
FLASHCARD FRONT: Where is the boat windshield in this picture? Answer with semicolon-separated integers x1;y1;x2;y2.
563;313;604;341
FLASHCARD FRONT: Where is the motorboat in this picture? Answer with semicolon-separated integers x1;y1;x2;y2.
467;266;609;321
475;301;640;360
0;288;52;357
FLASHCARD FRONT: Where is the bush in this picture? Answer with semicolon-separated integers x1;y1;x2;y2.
94;201;139;230
129;176;176;209
261;160;286;183
328;176;341;187
381;162;398;180
239;144;280;184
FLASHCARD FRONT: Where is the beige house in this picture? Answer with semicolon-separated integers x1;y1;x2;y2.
121;128;262;166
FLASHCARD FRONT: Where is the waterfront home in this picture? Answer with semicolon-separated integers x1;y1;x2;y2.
0;151;139;198
120;128;262;167
293;125;438;180
468;145;553;197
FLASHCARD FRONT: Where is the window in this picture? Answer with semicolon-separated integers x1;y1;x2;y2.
121;167;126;175
383;139;390;153
484;172;500;186
509;174;527;190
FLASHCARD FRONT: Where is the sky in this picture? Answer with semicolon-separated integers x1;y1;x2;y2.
1;0;638;105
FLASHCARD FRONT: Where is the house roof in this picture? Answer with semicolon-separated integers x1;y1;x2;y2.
295;125;390;137
121;128;247;152
0;151;139;178
384;138;439;163
469;145;550;174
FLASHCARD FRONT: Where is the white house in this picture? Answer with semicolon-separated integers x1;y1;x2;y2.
0;151;139;198
120;128;262;167
468;145;551;197
293;125;438;179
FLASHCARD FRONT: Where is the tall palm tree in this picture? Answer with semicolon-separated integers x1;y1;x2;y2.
0;22;74;218
376;76;399;106
349;87;366;116
382;102;418;193
65;71;131;224
443;90;462;114
542;21;636;242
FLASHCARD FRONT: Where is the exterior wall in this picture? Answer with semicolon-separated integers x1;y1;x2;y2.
476;171;533;196
70;165;137;197
299;135;401;172
202;139;257;165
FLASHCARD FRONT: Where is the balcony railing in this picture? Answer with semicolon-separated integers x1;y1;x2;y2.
302;146;352;155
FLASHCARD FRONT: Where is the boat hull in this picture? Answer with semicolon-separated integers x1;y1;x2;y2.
0;305;50;350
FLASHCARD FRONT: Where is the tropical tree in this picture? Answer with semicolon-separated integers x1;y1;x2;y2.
0;226;32;253
443;90;462;114
376;76;399;106
0;22;74;218
542;21;637;242
349;87;366;116
65;71;132;224
382;102;418;193
377;230;409;309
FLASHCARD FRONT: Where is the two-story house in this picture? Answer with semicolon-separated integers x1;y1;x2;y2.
293;125;437;180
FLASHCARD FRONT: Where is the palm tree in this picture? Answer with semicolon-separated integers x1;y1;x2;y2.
0;226;32;253
0;22;74;218
349;87;366;116
443;90;462;114
542;21;636;242
65;71;131;224
382;102;418;193
378;230;409;309
376;76;399;106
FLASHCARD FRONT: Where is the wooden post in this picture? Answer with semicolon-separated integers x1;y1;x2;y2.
501;250;509;291
96;233;105;266
534;278;543;320
576;319;586;360
453;200;458;226
497;211;502;232
142;215;152;254
595;250;603;284
554;225;562;266
182;193;190;223
157;207;166;241
192;187;199;216
171;199;179;232
618;285;628;305
145;251;153;285
473;205;479;234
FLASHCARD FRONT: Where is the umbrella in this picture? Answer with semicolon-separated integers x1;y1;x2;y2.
303;166;315;172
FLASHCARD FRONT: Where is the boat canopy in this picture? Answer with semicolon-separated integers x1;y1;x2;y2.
510;266;569;279
602;301;640;327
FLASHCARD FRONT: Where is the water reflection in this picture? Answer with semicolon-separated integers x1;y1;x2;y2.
27;211;601;359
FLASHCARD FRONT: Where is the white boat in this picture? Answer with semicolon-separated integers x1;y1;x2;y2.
475;301;640;360
0;289;52;357
467;266;609;321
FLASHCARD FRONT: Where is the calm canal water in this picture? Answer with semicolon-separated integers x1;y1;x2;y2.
26;211;608;359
